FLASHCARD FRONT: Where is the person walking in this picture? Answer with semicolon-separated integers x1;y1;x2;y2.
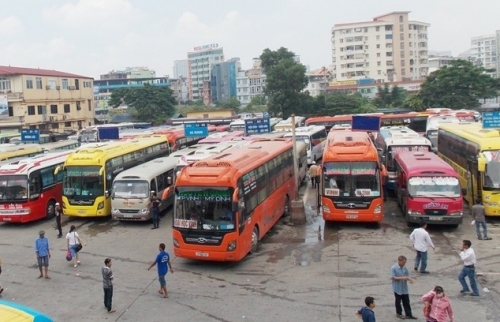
147;243;174;298
472;199;491;240
421;286;454;322
355;296;376;322
102;258;115;313
66;225;86;268
458;239;480;296
150;192;160;230
35;230;51;279
55;202;63;238
410;222;435;274
309;162;318;188
390;255;417;319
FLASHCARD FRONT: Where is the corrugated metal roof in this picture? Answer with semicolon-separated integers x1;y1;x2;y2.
0;65;92;79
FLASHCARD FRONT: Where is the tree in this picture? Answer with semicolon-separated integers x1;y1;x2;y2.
418;59;500;109
260;47;308;118
314;92;370;116
109;84;177;123
215;97;241;110
372;84;408;108
403;94;425;111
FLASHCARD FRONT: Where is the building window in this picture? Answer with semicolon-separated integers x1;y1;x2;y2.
399;15;403;23
0;78;11;91
400;33;404;40
376;26;380;31
377;53;381;57
401;60;406;67
376;44;380;49
36;77;43;89
37;105;45;115
377;61;381;66
399;24;404;32
48;79;56;89
51;123;59;129
83;81;92;88
65;122;71;127
64;104;70;113
378;70;381;75
401;69;406;76
27;105;35;115
50;104;58;114
26;77;33;89
400;43;405;49
76;102;81;111
62;79;69;90
75;79;79;90
88;99;92;111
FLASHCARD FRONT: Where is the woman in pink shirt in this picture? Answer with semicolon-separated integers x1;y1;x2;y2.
421;286;454;322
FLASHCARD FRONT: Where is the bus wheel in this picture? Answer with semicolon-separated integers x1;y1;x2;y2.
250;226;259;254
46;201;56;220
284;196;290;217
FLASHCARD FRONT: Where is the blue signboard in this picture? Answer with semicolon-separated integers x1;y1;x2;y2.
21;129;40;143
184;123;208;137
482;111;500;129
245;118;271;134
351;115;381;132
98;127;119;140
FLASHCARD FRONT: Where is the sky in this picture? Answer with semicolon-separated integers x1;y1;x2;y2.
0;0;499;79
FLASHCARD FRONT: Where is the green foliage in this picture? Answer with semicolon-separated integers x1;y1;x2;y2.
311;92;375;116
403;94;425;111
372;84;408;108
240;95;268;113
215;97;241;110
260;47;308;118
108;84;177;123
418;59;500;109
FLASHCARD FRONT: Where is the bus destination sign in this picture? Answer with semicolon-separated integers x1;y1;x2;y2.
482;111;500;129
184;123;208;138
245;118;271;135
21;129;40;143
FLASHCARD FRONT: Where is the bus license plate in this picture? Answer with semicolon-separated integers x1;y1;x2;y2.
346;214;358;220
429;217;442;221
195;251;209;257
124;214;134;218
78;210;86;214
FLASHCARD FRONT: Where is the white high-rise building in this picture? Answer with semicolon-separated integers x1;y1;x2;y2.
470;34;497;78
236;58;266;106
331;11;429;83
187;45;224;101
173;60;188;79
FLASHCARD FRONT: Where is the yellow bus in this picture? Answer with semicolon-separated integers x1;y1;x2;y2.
0;144;44;161
438;122;500;216
59;136;169;217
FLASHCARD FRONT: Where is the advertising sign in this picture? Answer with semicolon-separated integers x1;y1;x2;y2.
482;111;500;129
351;115;381;131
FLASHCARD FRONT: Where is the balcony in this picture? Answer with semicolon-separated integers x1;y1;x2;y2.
0;91;24;101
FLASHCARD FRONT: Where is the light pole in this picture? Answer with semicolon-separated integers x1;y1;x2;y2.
290;114;306;225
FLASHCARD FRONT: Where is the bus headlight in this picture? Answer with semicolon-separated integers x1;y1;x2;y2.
173;238;179;248
374;205;382;214
322;205;330;213
97;202;104;210
485;202;498;207
139;208;148;214
227;240;237;251
449;211;463;216
111;208;119;214
408;210;423;216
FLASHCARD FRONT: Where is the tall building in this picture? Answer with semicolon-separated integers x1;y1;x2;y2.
173;60;188;79
187;44;224;101
0;66;94;132
236;58;266;106
211;58;240;104
331;11;429;83
470;34;497;78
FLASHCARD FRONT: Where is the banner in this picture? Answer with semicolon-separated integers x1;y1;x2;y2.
0;95;8;118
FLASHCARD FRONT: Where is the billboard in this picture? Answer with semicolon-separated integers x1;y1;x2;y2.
0;95;8;118
351;115;381;132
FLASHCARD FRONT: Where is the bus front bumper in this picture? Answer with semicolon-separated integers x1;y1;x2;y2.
112;210;151;221
173;248;239;262
407;215;463;225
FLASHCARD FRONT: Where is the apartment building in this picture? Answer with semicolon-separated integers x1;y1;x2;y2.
470;34;498;78
211;58;240;104
173;60;188;79
331;11;429;83
428;56;457;74
0;66;94;132
187;44;224;101
305;68;332;97
236;58;266;106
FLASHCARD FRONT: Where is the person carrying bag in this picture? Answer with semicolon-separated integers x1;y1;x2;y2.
66;225;86;268
421;286;454;322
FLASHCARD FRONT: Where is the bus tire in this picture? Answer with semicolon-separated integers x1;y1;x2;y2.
250;226;259;254
46;201;56;220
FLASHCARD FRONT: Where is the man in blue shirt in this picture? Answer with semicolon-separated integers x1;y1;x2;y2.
148;243;174;298
355;296;376;322
390;255;417;319
35;230;51;279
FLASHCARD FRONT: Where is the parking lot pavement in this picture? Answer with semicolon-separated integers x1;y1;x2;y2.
0;183;499;321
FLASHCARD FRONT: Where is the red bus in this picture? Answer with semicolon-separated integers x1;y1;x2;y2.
306;113;429;133
172;139;295;261
321;130;384;222
394;151;464;227
0;151;71;223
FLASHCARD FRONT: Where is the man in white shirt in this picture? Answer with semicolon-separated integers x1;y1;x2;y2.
458;239;480;296
409;222;435;274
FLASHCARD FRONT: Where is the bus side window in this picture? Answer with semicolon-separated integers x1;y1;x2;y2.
156;174;165;192
29;171;42;196
150;179;156;194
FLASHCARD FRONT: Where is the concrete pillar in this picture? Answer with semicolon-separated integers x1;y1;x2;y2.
291;199;306;225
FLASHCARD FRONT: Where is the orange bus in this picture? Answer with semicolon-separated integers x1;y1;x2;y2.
321;130;384;222
172;139;295;261
153;125;217;151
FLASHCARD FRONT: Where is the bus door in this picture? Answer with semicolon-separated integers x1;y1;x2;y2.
466;157;478;206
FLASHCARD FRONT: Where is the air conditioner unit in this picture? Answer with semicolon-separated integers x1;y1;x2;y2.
46;85;51;90
63;115;67;120
56;86;61;90
68;86;75;90
49;116;56;121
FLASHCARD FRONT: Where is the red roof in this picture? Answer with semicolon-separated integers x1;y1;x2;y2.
0;66;92;79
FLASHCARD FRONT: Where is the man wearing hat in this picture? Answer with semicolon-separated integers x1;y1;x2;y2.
55;202;63;238
35;230;51;279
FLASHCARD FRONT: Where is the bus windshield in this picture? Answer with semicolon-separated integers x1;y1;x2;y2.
174;187;235;231
408;176;461;198
63;166;104;199
483;151;500;189
0;175;28;201
323;162;380;198
112;180;149;198
387;145;430;170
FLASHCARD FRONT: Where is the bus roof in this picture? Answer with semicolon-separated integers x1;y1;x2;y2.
114;157;178;181
283;125;326;136
395;151;457;177
324;131;377;161
197;131;245;144
438;122;500;149
0;151;71;175
177;139;292;186
41;140;80;152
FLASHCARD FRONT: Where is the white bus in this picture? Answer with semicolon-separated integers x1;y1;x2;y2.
273;116;306;132
111;157;178;221
425;114;460;149
283;125;327;165
374;126;432;191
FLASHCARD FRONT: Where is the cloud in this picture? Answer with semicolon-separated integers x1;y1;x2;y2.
0;16;24;37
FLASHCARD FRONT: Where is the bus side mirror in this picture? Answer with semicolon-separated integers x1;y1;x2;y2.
232;201;239;212
167;176;172;185
477;155;485;172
